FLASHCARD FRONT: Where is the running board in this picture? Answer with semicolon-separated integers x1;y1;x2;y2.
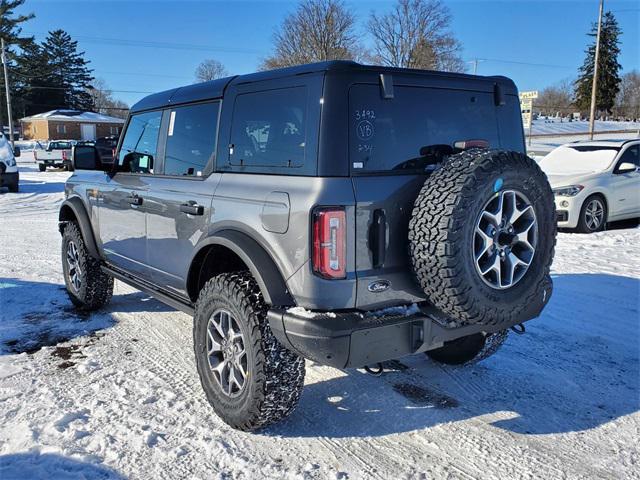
101;265;195;316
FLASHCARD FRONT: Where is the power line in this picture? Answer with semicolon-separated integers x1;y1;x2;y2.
22;31;264;55
470;57;575;70
17;85;154;94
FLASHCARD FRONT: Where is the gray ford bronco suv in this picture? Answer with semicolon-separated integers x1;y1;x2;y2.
60;61;556;431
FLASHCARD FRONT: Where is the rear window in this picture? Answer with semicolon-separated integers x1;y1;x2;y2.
349;85;503;173
229;87;307;169
49;141;72;150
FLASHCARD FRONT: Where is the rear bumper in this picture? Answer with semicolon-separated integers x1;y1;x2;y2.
267;304;536;368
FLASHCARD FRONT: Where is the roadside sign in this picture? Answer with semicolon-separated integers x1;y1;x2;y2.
519;90;539;100
521;98;533;129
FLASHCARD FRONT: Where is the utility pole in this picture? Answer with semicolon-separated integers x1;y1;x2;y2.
589;0;604;140
469;58;484;75
1;38;15;147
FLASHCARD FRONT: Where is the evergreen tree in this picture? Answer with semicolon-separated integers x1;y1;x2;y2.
0;0;35;127
574;11;622;115
13;41;59;116
40;29;95;111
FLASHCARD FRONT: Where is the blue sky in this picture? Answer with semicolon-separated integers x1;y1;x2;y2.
18;0;640;107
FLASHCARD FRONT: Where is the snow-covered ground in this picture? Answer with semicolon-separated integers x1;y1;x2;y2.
0;166;638;479
531;118;640;136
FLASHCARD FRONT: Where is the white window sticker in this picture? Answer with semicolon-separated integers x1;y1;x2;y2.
353;162;364;169
168;111;176;137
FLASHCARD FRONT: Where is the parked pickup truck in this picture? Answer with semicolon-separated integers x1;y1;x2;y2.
35;140;73;171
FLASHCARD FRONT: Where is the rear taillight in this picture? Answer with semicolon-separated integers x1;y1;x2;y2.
312;208;346;279
454;139;489;150
112;148;116;158
62;150;68;161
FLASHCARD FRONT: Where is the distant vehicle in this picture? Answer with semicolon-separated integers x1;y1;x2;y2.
95;136;119;165
540;140;640;233
0;133;20;192
35;140;73;171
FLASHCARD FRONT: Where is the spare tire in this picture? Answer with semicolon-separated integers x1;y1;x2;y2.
408;149;556;326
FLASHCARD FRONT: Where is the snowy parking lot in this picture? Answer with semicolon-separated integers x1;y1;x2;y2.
0;166;638;479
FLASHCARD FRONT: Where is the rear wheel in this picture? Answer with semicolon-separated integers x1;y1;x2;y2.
38;163;46;172
193;272;305;431
576;194;607;233
426;330;509;365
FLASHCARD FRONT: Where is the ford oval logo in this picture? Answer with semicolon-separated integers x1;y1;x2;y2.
368;280;391;293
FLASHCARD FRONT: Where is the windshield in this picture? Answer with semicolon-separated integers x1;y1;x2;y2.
539;145;619;175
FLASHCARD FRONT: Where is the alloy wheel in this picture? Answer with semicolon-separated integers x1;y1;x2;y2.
206;309;248;398
584;198;605;231
473;190;538;290
66;240;82;292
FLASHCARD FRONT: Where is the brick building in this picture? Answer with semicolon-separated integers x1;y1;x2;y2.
20;110;125;141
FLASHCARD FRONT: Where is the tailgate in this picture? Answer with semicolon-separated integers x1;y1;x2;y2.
352;175;427;309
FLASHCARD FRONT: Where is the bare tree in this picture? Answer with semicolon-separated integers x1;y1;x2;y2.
261;0;360;70
536;79;575;117
615;70;640;120
195;59;228;82
87;78;129;119
367;0;465;72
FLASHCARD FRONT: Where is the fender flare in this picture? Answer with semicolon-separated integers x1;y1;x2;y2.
59;197;101;260
193;230;294;306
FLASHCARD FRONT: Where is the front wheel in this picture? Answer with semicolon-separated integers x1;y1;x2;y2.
62;222;113;310
576;194;607;233
193;272;305;431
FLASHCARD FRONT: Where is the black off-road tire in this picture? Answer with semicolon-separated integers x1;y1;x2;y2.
409;150;556;326
61;222;113;310
576;194;607;234
8;181;18;193
38;163;46;172
193;272;305;431
426;330;509;365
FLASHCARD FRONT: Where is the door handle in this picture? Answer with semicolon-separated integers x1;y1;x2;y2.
180;202;204;216
126;195;143;206
369;209;387;268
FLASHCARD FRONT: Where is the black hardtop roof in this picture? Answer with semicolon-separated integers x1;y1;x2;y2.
130;60;518;113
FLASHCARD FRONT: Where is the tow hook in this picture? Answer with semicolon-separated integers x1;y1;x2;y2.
510;323;526;335
364;363;384;376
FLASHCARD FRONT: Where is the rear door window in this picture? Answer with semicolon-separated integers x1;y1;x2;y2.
349;85;501;173
163;102;219;176
229;87;307;168
118;110;162;174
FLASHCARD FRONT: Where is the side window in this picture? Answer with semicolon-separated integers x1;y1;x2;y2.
164;102;219;176
229;87;307;168
617;145;639;169
118;110;162;174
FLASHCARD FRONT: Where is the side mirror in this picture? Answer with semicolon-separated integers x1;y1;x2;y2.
72;145;106;171
616;162;638;174
13;146;20;158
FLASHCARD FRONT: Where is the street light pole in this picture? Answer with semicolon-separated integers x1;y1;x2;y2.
1;38;15;147
589;0;604;140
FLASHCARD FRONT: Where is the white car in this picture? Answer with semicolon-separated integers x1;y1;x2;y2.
539;140;640;233
0;133;20;192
